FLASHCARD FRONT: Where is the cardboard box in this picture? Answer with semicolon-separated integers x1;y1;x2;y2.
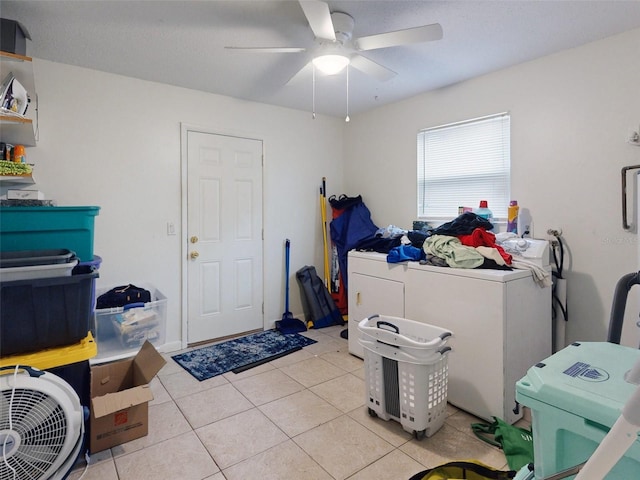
89;341;166;453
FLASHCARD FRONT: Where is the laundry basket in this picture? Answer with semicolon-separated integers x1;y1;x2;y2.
358;314;452;440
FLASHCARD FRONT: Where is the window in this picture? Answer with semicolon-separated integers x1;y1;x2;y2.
417;112;510;221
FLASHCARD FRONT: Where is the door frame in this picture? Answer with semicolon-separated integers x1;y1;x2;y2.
180;123;265;349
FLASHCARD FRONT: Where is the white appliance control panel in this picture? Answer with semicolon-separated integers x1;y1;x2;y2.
499;238;550;267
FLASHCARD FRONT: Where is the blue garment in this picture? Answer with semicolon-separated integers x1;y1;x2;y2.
387;245;426;263
330;201;379;292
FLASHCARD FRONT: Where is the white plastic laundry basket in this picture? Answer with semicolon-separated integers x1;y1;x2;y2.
358;314;452;439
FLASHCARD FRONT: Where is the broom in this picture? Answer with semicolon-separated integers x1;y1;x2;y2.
275;239;307;334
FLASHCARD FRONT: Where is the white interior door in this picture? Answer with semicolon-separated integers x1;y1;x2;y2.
186;130;263;344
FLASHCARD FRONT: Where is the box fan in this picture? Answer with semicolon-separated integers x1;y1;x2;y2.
0;366;84;480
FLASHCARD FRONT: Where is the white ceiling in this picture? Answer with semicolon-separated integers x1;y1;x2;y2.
3;0;640;118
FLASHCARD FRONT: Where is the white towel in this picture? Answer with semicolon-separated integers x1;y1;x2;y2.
512;259;552;288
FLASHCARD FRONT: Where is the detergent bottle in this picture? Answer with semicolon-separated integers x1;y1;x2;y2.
507;200;519;234
474;200;493;223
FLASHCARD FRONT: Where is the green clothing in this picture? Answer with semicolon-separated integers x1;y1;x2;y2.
423;235;485;269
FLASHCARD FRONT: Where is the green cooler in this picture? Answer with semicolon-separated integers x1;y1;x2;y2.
515;342;640;479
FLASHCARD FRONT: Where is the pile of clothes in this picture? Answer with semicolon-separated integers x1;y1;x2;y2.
382;212;551;287
385;212;510;270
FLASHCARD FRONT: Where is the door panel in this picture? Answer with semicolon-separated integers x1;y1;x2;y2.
187;131;263;344
348;273;404;358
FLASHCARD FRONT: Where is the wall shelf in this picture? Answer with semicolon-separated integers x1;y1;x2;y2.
0;173;35;185
1;50;37;147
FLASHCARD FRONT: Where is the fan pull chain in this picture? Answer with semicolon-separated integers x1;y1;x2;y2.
345;66;350;123
312;63;316;119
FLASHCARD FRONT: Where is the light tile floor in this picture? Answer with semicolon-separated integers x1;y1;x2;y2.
69;325;523;480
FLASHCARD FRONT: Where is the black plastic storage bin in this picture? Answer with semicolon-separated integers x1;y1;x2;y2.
0;272;98;356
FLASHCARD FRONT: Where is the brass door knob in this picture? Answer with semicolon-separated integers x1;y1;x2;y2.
190;251;199;259
190;236;199;244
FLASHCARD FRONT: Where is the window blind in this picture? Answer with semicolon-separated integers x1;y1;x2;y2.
417;112;510;220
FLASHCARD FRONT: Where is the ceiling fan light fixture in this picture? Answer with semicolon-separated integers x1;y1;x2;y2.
312;54;350;75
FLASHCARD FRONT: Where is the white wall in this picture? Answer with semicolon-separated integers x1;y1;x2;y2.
344;28;640;347
7;28;640;351
19;60;344;350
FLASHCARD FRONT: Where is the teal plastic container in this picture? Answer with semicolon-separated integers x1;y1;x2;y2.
516;342;640;479
0;206;100;262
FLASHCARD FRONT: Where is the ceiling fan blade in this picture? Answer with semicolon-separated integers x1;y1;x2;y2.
299;0;336;41
355;23;443;51
285;62;313;86
350;54;396;82
225;47;306;53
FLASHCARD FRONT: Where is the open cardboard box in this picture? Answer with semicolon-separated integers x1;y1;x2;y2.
89;341;166;453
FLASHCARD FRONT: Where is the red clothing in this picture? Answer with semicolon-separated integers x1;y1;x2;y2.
458;228;512;265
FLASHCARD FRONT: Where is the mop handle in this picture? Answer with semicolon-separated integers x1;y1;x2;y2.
285;239;291;311
573;356;640;480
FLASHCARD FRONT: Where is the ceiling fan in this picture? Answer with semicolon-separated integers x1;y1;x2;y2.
225;0;443;83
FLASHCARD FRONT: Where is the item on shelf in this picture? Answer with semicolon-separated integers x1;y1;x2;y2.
0;72;30;116
0;159;31;175
0;199;56;207
12;144;25;162
7;189;43;199
0;18;31;55
1;143;13;161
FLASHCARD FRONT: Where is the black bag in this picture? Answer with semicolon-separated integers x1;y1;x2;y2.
296;265;344;329
96;284;151;309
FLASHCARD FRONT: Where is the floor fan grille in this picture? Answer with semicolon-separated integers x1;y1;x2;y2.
1;368;83;480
